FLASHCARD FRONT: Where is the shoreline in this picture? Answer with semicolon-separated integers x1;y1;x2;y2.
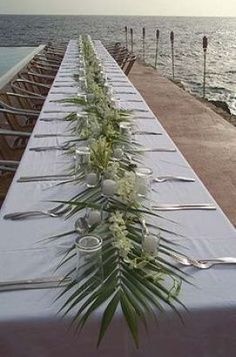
171;78;236;127
141;60;236;127
129;60;236;224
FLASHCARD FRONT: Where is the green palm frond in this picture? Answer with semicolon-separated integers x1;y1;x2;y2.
47;35;187;348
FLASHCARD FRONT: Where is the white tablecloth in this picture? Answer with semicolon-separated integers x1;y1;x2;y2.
0;40;236;357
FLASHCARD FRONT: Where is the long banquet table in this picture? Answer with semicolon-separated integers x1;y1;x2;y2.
0;40;236;357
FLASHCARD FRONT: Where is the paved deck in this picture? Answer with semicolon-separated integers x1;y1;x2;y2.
129;62;236;225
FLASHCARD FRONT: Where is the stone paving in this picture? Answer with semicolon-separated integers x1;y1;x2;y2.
129;62;236;225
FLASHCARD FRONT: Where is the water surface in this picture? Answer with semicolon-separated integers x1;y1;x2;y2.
0;15;235;114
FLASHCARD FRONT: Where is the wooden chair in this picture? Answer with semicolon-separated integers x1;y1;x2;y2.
0;170;15;205
0;92;43;113
11;78;49;98
27;63;58;77
0;107;38;133
115;48;129;66
0;129;30;205
0;128;30;160
120;52;131;69
123;54;137;76
31;58;59;70
34;54;61;66
106;42;122;57
19;71;54;86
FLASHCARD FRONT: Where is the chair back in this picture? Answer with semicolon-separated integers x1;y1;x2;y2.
27;63;58;77
11;79;48;97
0;131;12;159
0;91;42;112
19;71;53;86
0;106;38;132
124;54;137;76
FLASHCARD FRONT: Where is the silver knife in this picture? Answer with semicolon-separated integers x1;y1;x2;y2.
17;174;73;182
29;146;68;151
54;81;76;83
57;75;74;78
0;276;72;291
136;148;176;153
112;85;133;88
119;99;143;103
115;91;137;94
153;176;196;182
43;110;75;114
151;204;216;211
134;116;156;120
34;134;76;138
40;118;66;122
133;109;149;113
50;92;77;95
135;131;162;136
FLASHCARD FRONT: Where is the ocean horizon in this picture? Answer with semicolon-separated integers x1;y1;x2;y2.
0;15;235;114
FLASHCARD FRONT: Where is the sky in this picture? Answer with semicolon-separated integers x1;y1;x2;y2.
0;0;236;17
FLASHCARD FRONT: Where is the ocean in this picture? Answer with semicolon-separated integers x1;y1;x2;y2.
0;15;235;114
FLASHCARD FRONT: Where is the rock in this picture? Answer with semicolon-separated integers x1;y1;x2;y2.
208;100;231;114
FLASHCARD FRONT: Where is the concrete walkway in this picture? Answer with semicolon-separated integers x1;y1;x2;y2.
129;62;236;225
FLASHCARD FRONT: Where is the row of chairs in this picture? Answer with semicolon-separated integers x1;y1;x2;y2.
0;42;66;205
105;43;137;76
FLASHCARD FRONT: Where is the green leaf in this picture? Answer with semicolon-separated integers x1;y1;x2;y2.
121;284;148;331
75;283;117;331
97;291;120;346
120;291;139;348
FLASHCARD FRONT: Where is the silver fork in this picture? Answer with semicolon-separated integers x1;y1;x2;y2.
153;176;195;183
3;204;70;220
170;253;236;269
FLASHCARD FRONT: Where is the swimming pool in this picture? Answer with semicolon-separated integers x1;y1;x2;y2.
0;47;36;77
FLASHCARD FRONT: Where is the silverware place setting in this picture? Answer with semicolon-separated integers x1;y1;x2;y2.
131;109;150;113
0;276;72;291
136;147;177;153
152;176;195;183
43;110;76;114
34;134;76;138
29;143;71;151
134;116;156;120
53;84;77;87
151;203;216;211
112;84;133;88
50;91;77;95
118;99;144;103
170;253;236;269
115;91;137;94
4;203;71;220
39;118;66;122
135;131;162;136
17;174;74;183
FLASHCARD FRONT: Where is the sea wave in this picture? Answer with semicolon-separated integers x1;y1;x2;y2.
0;15;235;114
